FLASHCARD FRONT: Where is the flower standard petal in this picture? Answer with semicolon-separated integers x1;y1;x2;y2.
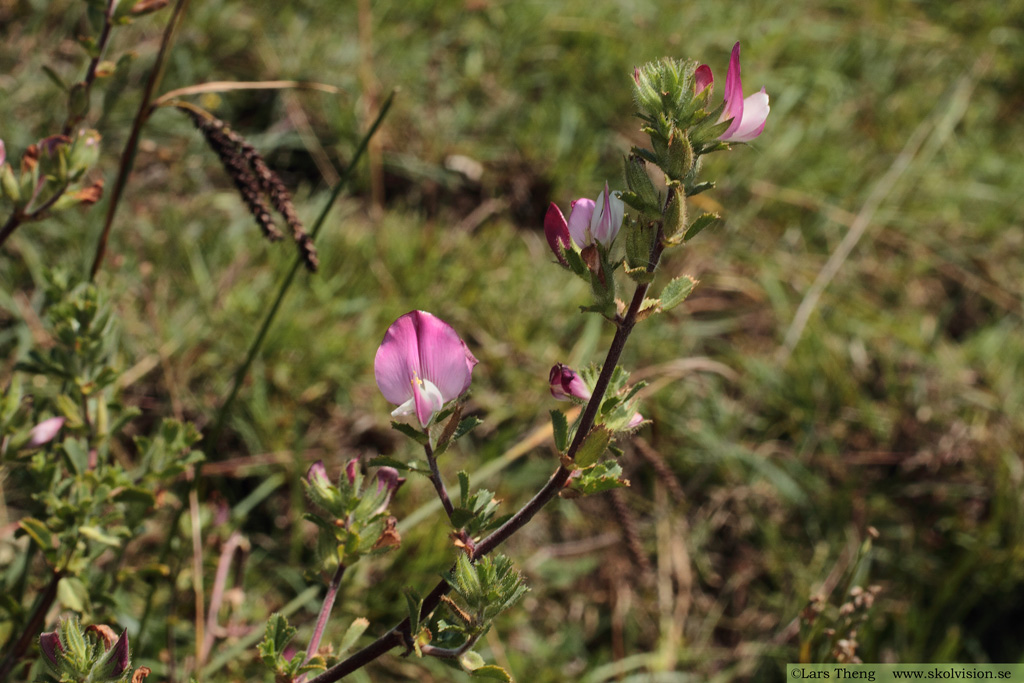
412;311;478;402
374;313;422;407
566;198;595;248
720;42;746;141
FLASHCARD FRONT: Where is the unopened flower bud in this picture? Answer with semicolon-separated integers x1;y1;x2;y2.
345;458;359;485
549;364;592;402
39;631;64;668
694;64;713;95
543;203;572;266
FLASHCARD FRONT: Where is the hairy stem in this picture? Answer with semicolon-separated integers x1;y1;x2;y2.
423;441;456;522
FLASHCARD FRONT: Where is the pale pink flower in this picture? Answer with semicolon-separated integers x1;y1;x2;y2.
697;42;770;143
566;182;624;248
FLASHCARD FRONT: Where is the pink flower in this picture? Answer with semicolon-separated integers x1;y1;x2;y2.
374;311;478;427
28;417;65;447
549;364;592;402
697;42;770;143
566;182;624;248
0;139;6;167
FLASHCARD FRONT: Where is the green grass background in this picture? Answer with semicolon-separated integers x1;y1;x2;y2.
2;0;1023;680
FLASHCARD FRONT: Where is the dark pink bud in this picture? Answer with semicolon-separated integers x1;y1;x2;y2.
543;202;571;266
39;631;63;667
344;459;359;485
694;64;713;95
548;364;592;402
108;630;130;677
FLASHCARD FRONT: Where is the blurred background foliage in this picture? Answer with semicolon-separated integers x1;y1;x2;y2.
1;0;1023;680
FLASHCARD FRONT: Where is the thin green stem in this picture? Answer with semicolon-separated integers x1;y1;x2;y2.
209;90;394;446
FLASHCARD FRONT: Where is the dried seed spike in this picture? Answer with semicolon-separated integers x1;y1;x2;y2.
238;138;319;272
180;106;284;242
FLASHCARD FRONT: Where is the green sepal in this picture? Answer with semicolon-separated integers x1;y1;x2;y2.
624;216;656;275
550;410;568;453
662;190;686;244
684;213;718;242
564;247;589;278
574;425;613;468
1;162;20;202
623;154;660;216
663;131;693;182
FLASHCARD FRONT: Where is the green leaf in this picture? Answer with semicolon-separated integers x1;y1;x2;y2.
574;426;613;468
567;462;630;496
660;275;698;311
471;664;514;681
113;486;156;507
550;410;568;453
338;617;369;655
42;65;69;92
367;456;409;470
460;651;486;671
391;421;429;445
452;415;483;442
458;470;471;504
684;212;718;242
78;525;122;547
18;517;54;554
405;588;423;635
57;576;89;612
